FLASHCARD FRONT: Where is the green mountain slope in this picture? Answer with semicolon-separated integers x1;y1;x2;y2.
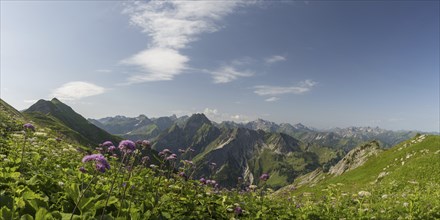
276;134;440;218
24;98;121;146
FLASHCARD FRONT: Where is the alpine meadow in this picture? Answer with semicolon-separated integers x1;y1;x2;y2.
1;1;439;219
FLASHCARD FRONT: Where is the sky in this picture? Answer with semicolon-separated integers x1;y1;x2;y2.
1;1;439;132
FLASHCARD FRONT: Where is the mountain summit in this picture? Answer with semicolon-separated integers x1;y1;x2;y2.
24;98;120;146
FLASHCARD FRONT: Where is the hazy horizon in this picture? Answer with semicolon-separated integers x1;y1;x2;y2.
1;1;439;132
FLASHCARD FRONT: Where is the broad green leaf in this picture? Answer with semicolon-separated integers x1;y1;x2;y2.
20;214;34;220
34;207;50;220
161;212;171;219
0;206;12;220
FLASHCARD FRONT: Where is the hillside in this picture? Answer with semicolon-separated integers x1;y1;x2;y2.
275;134;440;219
23;98;121;146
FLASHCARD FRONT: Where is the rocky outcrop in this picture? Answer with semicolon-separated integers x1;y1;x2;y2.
329;141;382;175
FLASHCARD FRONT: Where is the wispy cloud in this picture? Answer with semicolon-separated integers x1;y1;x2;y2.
211;65;254;84
51;81;106;101
265;55;286;64
254;80;317;96
122;1;252;83
203;107;250;123
265;97;280;102
123;48;189;83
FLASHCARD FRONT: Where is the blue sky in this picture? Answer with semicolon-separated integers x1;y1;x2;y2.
1;1;439;132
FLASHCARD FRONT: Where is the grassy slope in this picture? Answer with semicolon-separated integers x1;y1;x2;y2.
284;135;440;195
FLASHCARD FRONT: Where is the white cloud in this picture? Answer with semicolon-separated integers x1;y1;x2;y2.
211;66;254;84
265;97;280;102
124;1;247;49
265;55;286;64
254;80;317;96
51;81;106;101
123;48;189;83
122;1;253;83
202;107;250;123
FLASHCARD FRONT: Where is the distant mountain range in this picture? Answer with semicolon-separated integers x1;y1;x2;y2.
90;114;420;151
88;112;422;188
5;98;425;188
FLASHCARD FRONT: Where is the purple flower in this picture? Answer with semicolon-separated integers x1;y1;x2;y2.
260;173;270;181
166;154;177;161
79;167;87;173
82;154;110;173
234;206;243;215
178;148;186;153
142;156;150;163
96;163;109;173
179;172;187;179
101;141;114;148
118;140;136;154
199;178;206;184
23;123;35;132
108;146;116;152
142;140;151;148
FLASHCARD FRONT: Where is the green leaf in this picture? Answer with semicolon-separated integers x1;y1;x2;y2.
161;212;171;219
20;214;34;220
0;206;12;220
15;197;26;209
78;196;96;214
94;196;118;210
34;207;50;220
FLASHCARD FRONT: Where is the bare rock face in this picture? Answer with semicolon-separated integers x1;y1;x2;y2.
329;141;382;176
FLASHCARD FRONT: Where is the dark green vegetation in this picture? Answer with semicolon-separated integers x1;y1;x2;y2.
1;98;439;219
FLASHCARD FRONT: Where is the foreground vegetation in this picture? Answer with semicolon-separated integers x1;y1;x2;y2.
1;101;439;219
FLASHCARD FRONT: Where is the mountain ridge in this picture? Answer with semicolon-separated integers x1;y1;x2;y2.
23;98;121;146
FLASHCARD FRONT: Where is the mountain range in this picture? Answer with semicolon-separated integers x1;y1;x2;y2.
87;106;424;188
6;98;426;188
90;113;419;151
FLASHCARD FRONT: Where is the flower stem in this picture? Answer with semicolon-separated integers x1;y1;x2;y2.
100;153;127;219
70;174;97;220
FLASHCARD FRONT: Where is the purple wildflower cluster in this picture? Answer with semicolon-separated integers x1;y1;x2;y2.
82;154;111;173
158;149;172;157
101;141;114;148
260;173;270;181
23;123;35;132
199;178;218;188
118;140;136;154
166;154;177;161
234;206;243;215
